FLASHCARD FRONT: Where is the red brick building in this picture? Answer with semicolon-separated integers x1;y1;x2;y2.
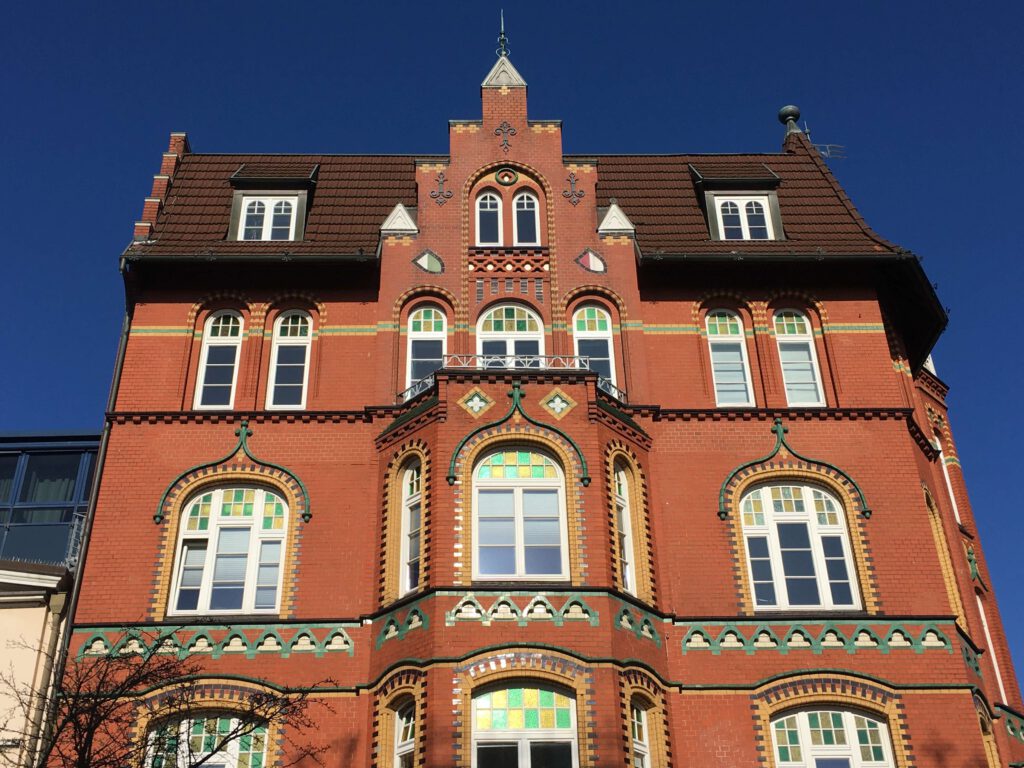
71;43;1024;767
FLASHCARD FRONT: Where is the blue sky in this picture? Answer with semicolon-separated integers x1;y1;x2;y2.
2;3;1021;673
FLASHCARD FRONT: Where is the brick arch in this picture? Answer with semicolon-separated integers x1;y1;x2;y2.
619;668;672;768
451;649;597;768
265;292;326;326
373;668;428;768
186;292;255;327
379;439;432;605
392;285;459;325
763;290;829;330
750;672;914;768
559;284;628;321
605;441;656;603
722;463;880;615
691;291;753;327
451;428;588;587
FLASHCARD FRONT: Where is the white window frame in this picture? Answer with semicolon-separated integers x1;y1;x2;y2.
572;305;617;387
476;304;546;366
147;715;267;768
471;687;579;768
168;487;286;616
512;191;540;246
740;483;861;612
406;305;448;389
265;311;312;410
630;702;650;768
399;461;423;596
472;449;568;581
773;309;825;407
705;310;755;407
715;195;775;240
614;464;635;595
237;196;298;241
770;709;895;767
476;192;503;247
394;701;416;768
194;310;244;411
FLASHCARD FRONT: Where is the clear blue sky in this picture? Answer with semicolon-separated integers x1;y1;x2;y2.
2;2;1021;673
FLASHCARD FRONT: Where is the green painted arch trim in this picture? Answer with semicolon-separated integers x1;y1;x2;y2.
446;381;590;486
155;420;311;524
717;418;871;520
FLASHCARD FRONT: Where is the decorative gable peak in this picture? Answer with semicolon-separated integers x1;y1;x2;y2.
597;200;635;236
482;55;527;89
380;203;418;235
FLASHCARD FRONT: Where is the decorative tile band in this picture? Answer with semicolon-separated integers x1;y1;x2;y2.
445;593;598;628
996;705;1024;743
678;621;952;656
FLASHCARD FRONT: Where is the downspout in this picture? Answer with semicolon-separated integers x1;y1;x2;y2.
29;279;133;768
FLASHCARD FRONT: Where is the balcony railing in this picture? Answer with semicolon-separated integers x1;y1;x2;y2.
398;356;628;403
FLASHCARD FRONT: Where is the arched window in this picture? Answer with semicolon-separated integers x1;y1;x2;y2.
195;311;244;410
771;709;894;767
716;197;773;240
740;483;859;610
630;700;650;768
169;487;286;615
473;448;567;580
705;310;754;406
774;310;824;406
513;191;540;246
477;304;545;368
240;197;297;241
572;305;616;386
613;463;636;595
394;699;416;768
399;461;423;595
147;715;267;768
473;686;577;767
266;311;311;409
406;306;447;390
476;192;503;246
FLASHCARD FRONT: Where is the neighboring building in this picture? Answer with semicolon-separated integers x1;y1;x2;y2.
0;433;97;766
70;39;1022;767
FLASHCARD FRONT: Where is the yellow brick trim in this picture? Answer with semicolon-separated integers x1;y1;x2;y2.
727;467;880;615
620;673;671;768
456;431;585;587
923;488;966;630
374;669;427;768
152;468;303;621
606;446;655;604
380;444;431;605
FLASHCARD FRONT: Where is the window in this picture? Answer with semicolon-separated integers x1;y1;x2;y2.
238;197;297;241
266;311;311;409
473;686;578;768
630;702;650;768
477;305;545;368
394;701;416;768
715;196;773;240
774;310;824;406
613;464;636;595
148;715;267;768
407;306;447;389
477;192;503;246
400;461;423;595
169;487;286;615
473;448;567;580
572;306;616;386
705;310;754;406
0;448;94;565
741;484;859;610
771;709;894;767
195;311;244;410
513;192;540;246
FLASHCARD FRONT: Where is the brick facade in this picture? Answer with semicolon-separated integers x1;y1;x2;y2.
73;52;1023;766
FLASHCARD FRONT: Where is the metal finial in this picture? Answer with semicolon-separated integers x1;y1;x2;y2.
778;105;802;135
496;9;510;57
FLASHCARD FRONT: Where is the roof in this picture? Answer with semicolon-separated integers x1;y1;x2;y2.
129;155;426;258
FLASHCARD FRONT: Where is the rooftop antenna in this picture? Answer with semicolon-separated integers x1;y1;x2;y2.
806;123;847;160
778;106;846;161
497;9;510;57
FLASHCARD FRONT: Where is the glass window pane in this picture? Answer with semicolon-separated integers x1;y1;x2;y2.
524;547;563;574
0;455;17;503
530;742;573;768
276;346;306;365
478;490;515;516
206;346;237;365
19;454;80;503
516;207;538;244
209;587;244;611
476;744;518;768
479;210;500;245
522;490;559;517
1;524;72;564
478;546;516;575
479;518;515;545
523;518;561;546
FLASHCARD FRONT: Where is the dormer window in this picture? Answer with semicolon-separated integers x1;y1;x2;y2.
513;192;539;245
716;196;773;240
476;192;502;246
239;197;297;241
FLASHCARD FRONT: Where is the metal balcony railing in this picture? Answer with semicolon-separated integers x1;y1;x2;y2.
398;356;629;404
